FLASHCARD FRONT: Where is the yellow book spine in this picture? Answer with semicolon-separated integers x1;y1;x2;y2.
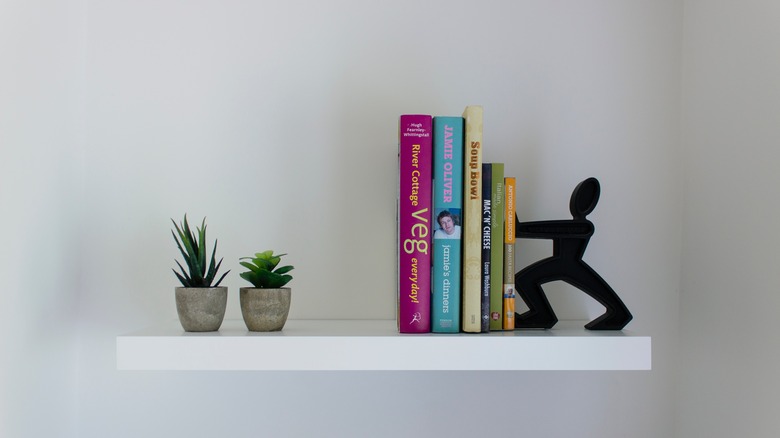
461;105;483;333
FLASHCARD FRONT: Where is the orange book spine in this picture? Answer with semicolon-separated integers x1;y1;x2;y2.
502;177;516;330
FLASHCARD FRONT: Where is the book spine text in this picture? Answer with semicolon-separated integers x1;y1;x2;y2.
461;105;483;333
398;115;433;333
432;117;464;333
503;177;517;330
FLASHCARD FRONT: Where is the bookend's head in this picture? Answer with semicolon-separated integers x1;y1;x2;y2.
570;177;600;220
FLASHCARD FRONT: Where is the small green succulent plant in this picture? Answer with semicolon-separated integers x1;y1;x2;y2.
171;215;229;287
240;250;294;288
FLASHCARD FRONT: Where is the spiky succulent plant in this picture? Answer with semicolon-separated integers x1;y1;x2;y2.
171;215;229;287
240;250;294;288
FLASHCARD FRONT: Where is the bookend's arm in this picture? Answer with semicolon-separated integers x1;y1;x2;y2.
516;219;594;240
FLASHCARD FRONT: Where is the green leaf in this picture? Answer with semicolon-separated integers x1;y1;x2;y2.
173;216;201;281
171;229;191;266
206;239;220;284
240;261;262;273
197;218;207;278
172;220;198;281
262;271;290;288
172;268;190;287
276;274;292;287
174;259;192;280
266;273;292;288
252;257;274;271
240;271;261;287
171;215;229;287
213;270;230;287
255;250;273;260
269;253;286;269
208;258;224;286
184;216;203;279
275;265;294;275
239;251;293;287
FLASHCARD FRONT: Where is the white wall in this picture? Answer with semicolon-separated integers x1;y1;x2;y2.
0;1;83;436
2;1;686;437
679;1;780;436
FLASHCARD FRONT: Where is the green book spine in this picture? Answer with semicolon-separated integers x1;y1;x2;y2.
489;163;505;330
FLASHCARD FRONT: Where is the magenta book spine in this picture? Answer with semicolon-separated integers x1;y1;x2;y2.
398;114;433;333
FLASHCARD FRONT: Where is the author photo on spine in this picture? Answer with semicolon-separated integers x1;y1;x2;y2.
434;209;461;239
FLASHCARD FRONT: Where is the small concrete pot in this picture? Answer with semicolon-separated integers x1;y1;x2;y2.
175;287;228;332
240;287;291;332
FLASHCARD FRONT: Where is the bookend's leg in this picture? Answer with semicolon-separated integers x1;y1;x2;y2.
514;261;558;329
570;263;633;330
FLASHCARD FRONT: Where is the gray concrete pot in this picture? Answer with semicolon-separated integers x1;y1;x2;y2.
240;287;291;332
175;287;228;332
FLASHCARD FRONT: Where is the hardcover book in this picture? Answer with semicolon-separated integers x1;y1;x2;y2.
489;163;505;330
481;163;492;332
461;105;483;333
432;116;464;333
503;177;517;330
398;114;433;333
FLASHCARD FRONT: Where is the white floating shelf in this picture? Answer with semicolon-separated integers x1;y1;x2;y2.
116;319;651;371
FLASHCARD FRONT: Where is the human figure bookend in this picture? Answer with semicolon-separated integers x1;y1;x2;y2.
513;177;633;330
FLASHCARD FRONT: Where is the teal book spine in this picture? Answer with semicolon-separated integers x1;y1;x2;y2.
432;116;464;333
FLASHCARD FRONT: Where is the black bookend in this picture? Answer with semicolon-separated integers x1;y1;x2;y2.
513;177;633;330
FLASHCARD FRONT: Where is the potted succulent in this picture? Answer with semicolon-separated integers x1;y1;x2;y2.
171;215;230;332
239;250;294;332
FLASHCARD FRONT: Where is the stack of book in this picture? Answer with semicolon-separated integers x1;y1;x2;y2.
397;106;517;334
